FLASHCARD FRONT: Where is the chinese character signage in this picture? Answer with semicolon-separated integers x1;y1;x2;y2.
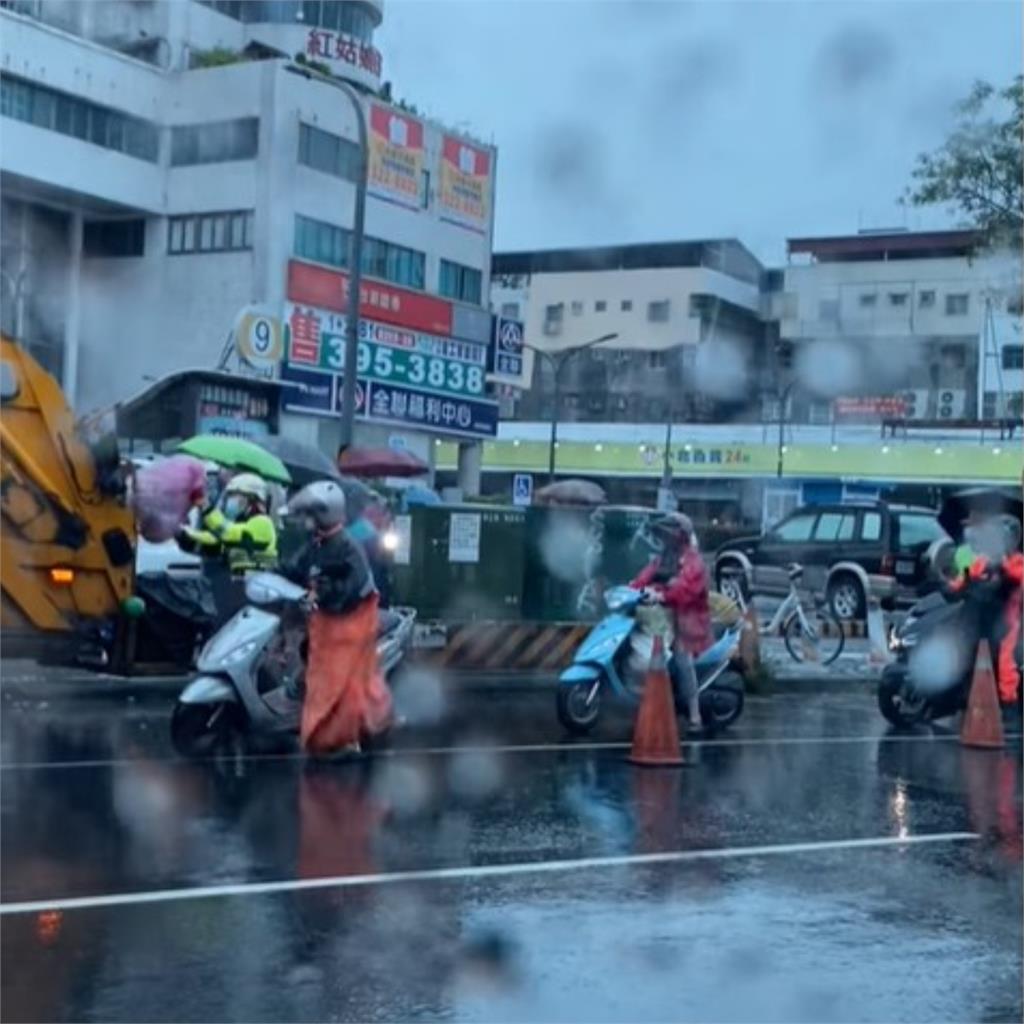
491;316;524;379
288;260;453;336
284;304;487;399
439;134;492;234
834;396;908;420
304;28;382;84
367;103;424;211
280;300;498;440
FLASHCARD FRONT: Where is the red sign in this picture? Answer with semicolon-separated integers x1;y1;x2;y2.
835;396;908;418
287;260;453;337
305;29;382;78
439;135;493;233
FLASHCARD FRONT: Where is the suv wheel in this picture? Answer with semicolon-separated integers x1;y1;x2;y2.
827;574;866;621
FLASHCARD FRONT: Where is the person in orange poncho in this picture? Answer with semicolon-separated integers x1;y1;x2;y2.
282;481;393;756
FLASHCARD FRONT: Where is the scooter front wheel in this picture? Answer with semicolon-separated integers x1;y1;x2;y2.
557;681;602;735
171;701;243;758
877;672;928;729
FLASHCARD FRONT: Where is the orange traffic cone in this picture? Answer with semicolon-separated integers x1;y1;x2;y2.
960;639;1005;749
628;636;685;767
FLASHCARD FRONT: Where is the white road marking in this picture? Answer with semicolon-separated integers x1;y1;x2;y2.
0;832;978;916
0;731;975;771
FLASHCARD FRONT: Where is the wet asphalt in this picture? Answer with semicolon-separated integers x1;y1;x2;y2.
1;666;1021;1024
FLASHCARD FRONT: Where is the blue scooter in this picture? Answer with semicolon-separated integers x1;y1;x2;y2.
557;586;745;735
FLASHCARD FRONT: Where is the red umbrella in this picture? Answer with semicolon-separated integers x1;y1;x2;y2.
338;445;428;479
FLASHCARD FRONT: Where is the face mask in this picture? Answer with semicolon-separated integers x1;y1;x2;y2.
224;496;246;521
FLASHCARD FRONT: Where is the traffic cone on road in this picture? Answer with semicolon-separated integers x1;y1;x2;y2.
960;640;1005;750
628;636;684;767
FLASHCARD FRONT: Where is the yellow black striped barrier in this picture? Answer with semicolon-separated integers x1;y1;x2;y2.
413;621;591;672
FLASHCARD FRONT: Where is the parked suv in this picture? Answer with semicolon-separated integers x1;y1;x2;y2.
713;502;949;620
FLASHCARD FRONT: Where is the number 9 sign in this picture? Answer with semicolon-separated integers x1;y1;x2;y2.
235;307;284;372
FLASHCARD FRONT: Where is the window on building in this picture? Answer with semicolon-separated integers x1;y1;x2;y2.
500;302;520;319
364;236;426;289
586;392;607;414
983;391;999;418
168;211;254;254
298;122;359;182
543;304;564;335
1002;345;1024;371
858;292;877;308
83;219;146;258
945;292;969;316
649;351;666;369
918;289;936;308
1;73;159;162
438;259;482;304
171;117;259;166
595;300;607;312
647;300;670;322
621;299;632;311
563;392;580;411
888;292;908;306
295;213;349;268
941;343;966;369
570;301;583;316
818;298;839;322
808;400;832;425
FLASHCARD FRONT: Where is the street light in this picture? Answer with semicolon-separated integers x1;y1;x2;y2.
776;380;796;478
285;64;368;450
524;332;618;483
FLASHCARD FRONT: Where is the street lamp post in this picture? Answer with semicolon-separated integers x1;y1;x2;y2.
285;64;368;450
776;380;796;479
525;333;618;483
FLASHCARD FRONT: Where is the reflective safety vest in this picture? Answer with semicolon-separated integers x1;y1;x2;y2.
185;508;278;573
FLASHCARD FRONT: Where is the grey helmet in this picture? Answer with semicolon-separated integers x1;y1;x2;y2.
287;480;347;530
651;511;694;546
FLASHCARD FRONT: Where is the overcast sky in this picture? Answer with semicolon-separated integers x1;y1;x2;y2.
378;0;1021;265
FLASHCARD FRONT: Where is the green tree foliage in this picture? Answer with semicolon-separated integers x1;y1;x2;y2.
906;76;1023;247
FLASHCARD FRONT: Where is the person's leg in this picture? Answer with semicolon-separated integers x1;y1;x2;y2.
674;648;701;729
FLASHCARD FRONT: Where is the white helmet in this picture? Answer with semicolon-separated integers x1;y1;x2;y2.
225;472;269;506
287;480;347;530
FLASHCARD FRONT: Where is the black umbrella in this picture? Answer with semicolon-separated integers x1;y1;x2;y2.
937;487;1023;544
256;435;339;488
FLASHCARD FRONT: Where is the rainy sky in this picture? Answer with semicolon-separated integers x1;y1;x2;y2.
379;0;1022;263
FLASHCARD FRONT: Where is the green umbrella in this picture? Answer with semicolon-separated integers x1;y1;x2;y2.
177;434;291;485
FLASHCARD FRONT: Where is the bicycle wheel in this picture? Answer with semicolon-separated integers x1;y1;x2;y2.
783;610;845;666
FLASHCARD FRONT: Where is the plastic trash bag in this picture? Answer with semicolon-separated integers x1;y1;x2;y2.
133;456;207;542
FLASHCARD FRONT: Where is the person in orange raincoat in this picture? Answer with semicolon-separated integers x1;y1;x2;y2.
282;481;393;756
949;514;1023;719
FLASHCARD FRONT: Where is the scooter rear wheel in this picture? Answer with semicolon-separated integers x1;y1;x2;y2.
557;682;602;735
171;701;243;758
699;675;745;734
877;675;928;729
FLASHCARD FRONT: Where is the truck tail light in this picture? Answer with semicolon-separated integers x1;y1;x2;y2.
880;555;895;576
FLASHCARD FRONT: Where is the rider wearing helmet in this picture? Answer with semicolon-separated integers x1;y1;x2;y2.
281;481;392;755
180;471;278;573
631;511;713;731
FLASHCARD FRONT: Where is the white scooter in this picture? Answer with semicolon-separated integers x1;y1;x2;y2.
171;572;416;757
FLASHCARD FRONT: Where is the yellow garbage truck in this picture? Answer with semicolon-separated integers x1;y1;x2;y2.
1;334;137;662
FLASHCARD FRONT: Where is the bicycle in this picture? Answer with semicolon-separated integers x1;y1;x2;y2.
722;563;845;666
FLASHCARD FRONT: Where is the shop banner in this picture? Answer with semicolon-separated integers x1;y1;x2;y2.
367;103;424;211
835;396;907;419
285;304;487;398
439;135;492;234
288;260;452;336
280;363;335;417
363;379;498;439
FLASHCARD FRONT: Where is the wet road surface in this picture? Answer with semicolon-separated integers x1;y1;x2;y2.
1;668;1021;1023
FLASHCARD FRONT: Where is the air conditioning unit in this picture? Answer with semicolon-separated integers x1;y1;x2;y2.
936;389;966;419
899;389;929;420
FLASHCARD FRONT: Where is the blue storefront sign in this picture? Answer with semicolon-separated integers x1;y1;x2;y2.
280;363;334;416
363;380;498;439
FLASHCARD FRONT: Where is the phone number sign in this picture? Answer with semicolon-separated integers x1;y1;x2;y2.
286;304;486;398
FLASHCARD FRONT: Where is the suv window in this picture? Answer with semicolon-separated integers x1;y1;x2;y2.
814;512;855;542
860;512;882;542
772;513;817;542
896;513;944;552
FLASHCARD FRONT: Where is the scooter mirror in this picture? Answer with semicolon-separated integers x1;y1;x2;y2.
923;537;955;582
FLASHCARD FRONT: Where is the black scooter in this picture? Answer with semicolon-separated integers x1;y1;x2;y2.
878;571;1020;729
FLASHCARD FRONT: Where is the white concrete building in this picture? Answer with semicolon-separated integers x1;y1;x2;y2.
1;0;497;462
491;240;768;424
779;229;1023;425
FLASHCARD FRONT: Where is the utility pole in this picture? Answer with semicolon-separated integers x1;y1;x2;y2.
285;64;368;450
525;333;618;483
